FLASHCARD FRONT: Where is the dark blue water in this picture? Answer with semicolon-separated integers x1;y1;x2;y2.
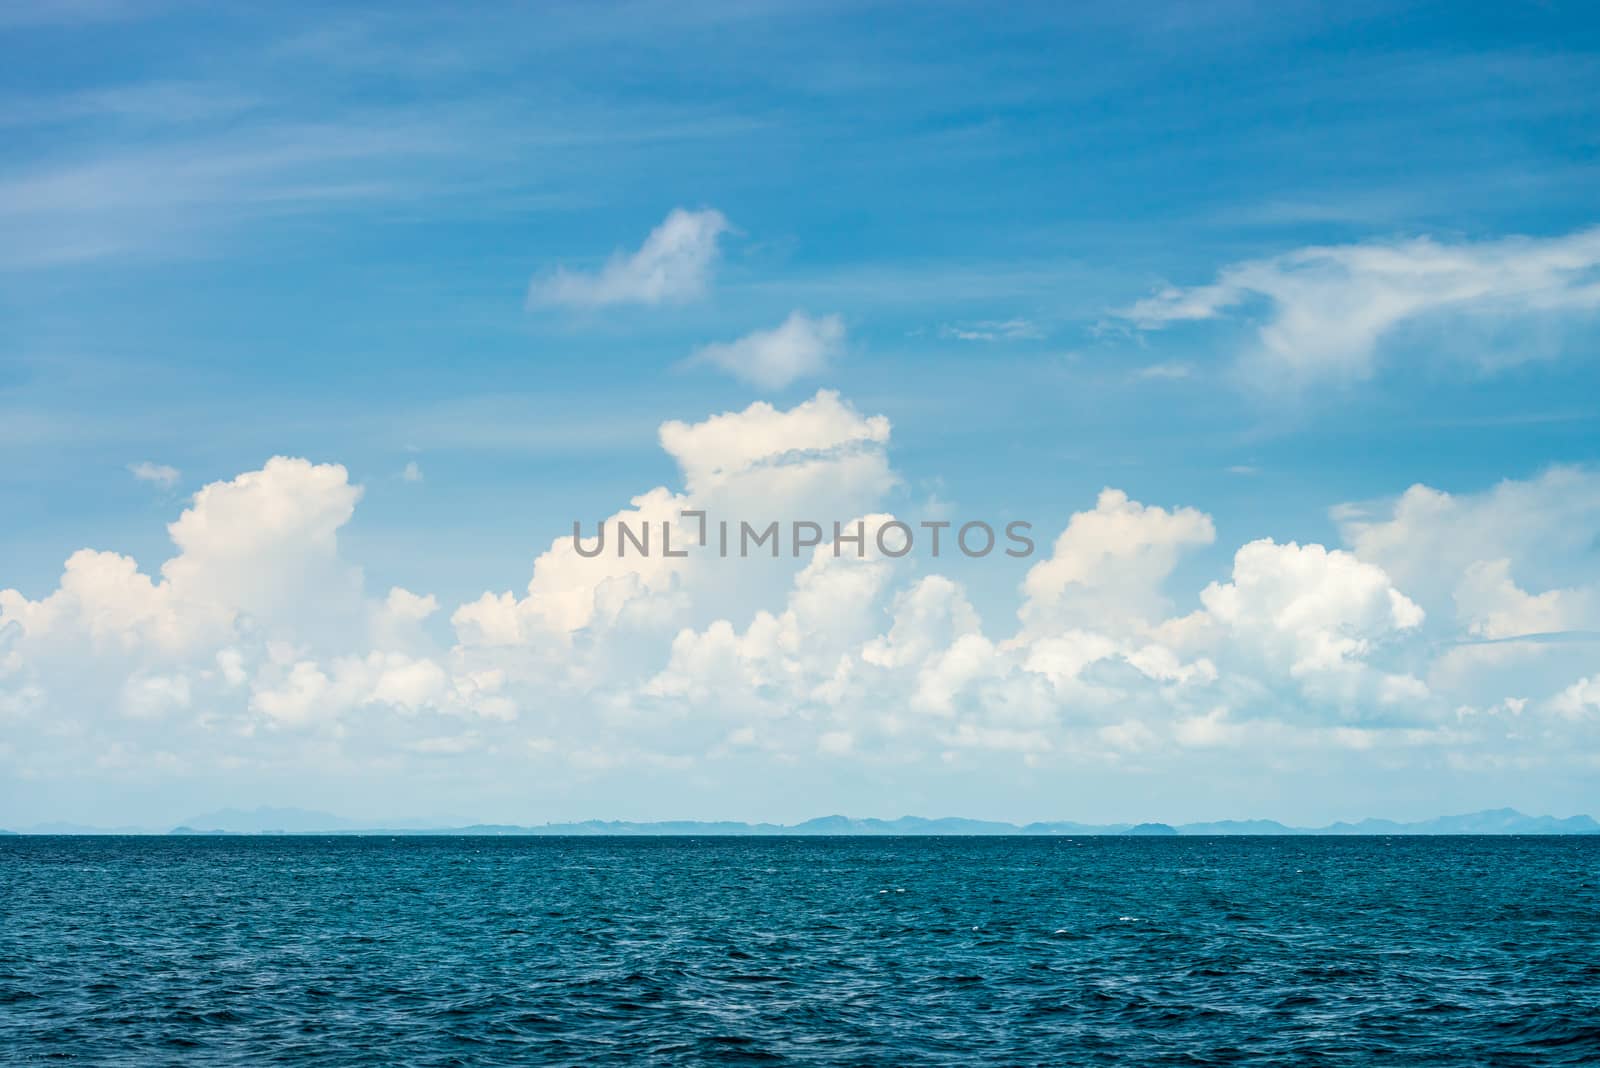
3;836;1598;1065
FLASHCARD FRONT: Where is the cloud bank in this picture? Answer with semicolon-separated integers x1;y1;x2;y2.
3;392;1596;816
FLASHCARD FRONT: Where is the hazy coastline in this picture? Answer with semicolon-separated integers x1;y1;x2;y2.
6;806;1596;837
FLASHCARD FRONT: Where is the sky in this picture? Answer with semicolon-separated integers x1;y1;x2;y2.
2;1;1600;829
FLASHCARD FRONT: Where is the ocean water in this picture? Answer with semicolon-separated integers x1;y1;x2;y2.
2;836;1597;1065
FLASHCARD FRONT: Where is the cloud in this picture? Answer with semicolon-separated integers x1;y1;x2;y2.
246;651;456;728
687;311;845;389
1195;539;1426;709
121;673;191;720
2;457;364;656
408;732;480;755
529;207;730;307
0;112;462;268
5;396;1600;815
937;318;1042;342
453;390;894;644
1333;467;1600;703
1336;467;1600;633
1134;361;1193;381
1019;489;1214;637
128;461;180;488
658;388;891;499
401;461;422;483
1453;560;1593;642
1549;676;1600;720
1117;226;1600;387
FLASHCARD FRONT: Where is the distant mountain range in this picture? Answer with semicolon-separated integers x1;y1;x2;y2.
4;806;1596;837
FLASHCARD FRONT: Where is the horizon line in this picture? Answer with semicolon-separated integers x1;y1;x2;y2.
7;806;1599;837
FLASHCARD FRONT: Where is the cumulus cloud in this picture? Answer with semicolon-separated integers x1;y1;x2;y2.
1549;676;1600;720
687;311;844;389
645;513;902;711
4;394;1598;814
246;651;450;727
128;461;180;488
1335;466;1600;702
453;390;894;647
1;457;364;655
1118;226;1600;386
1337;467;1600;623
529;207;730;307
0;457;454;748
1019;489;1214;636
1195;539;1426;710
1453;560;1592;642
659;388;891;499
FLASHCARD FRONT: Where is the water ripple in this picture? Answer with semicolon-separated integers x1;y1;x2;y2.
1;836;1597;1064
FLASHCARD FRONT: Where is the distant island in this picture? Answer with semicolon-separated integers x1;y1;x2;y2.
7;806;1596;836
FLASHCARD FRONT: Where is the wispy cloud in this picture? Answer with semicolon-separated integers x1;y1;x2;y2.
937;318;1043;342
0;116;463;266
1134;361;1194;381
1117;226;1600;388
529;207;731;308
128;461;180;488
0;61;755;269
0;82;261;128
686;311;845;389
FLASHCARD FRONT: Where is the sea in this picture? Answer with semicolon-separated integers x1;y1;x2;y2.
2;835;1597;1065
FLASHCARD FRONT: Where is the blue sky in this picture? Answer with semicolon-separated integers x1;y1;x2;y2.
3;1;1600;828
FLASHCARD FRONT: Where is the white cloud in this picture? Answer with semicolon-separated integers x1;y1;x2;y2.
1335;467;1600;703
1549;676;1600;720
659;388;890;498
6;396;1600;815
247;651;450;728
817;730;854;755
1119;226;1600;387
688;311;844;389
120;673;191;720
408;732;480;755
159;457;365;648
248;660;333;727
1134;361;1194;381
379;587;438;624
937;318;1042;342
862;576;982;671
645;514;902;711
1019;489;1214;637
401;460;422;483
1196;539;1426;709
452;390;894;650
0;458;365;656
1337;467;1600;625
128;461;179;488
1453;559;1592;641
529;207;730;307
